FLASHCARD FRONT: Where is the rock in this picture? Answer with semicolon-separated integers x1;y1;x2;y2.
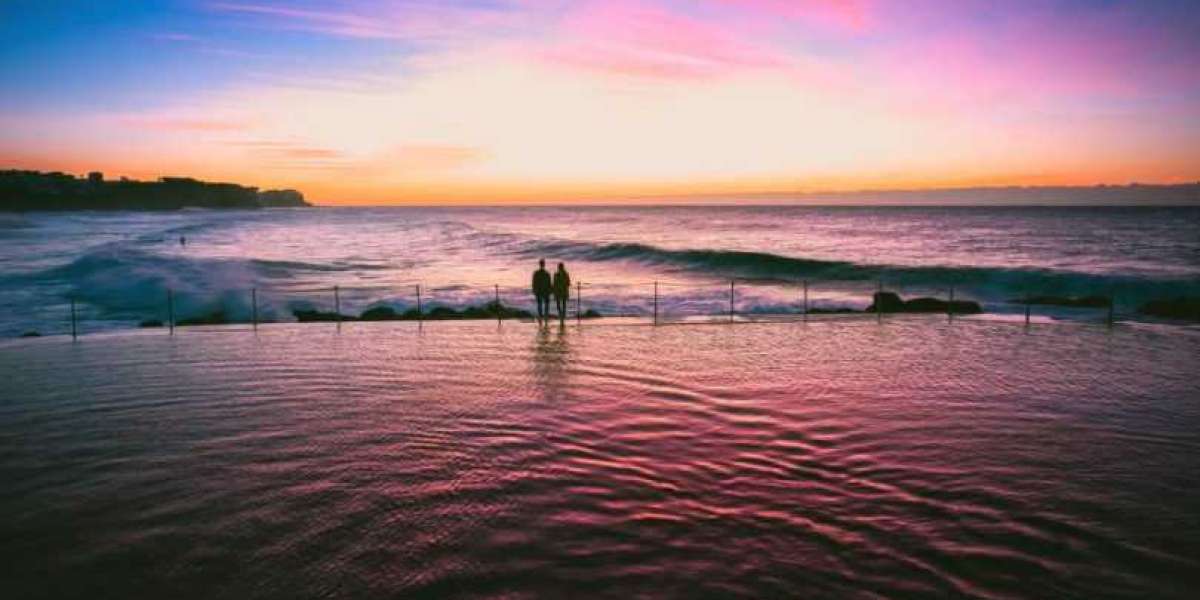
1139;297;1200;321
359;306;399;321
177;312;229;326
19;331;40;337
293;309;355;322
866;292;983;314
866;291;904;313
582;309;602;319
139;319;164;328
902;297;984;314
1013;295;1110;308
428;306;460;319
330;302;551;323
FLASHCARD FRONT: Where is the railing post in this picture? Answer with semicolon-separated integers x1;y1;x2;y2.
70;296;77;341
415;284;422;322
334;285;341;328
729;280;735;322
877;279;883;323
576;281;581;325
653;281;658;325
803;279;809;321
252;287;258;331
495;284;501;325
167;288;175;336
948;285;954;322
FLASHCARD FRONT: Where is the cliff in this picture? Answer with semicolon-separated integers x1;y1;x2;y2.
0;170;310;211
257;189;308;207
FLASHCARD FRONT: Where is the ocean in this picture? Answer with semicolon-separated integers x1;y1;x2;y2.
3;205;1200;598
1;205;1198;337
3;318;1199;598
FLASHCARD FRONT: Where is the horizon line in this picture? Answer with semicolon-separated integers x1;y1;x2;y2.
7;166;1199;206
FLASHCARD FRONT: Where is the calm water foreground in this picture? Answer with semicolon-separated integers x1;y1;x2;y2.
2;317;1199;598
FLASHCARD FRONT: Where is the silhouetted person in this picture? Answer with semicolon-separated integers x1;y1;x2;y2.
532;259;552;323
553;263;571;322
179;236;186;246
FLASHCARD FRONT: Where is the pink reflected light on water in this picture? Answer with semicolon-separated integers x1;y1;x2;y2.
2;317;1198;597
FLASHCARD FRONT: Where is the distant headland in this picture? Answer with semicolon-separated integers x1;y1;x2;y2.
0;169;309;211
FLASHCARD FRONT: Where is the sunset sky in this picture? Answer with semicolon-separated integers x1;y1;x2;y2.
2;0;1198;203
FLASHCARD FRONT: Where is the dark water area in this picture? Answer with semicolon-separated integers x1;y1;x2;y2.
2;318;1198;598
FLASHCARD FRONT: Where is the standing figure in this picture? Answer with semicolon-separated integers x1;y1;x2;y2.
531;259;552;324
553;263;571;322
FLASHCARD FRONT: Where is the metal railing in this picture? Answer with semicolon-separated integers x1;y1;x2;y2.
50;277;1122;340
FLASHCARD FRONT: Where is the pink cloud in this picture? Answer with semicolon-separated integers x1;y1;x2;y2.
874;3;1200;112
221;139;350;171
209;1;528;42
385;144;486;171
535;1;790;80
711;0;874;34
119;115;251;132
210;2;405;39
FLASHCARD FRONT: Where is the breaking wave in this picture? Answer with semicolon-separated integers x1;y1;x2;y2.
3;207;1199;336
0;243;397;327
516;239;1200;307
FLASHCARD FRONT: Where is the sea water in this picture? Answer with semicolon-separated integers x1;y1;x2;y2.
2;318;1198;598
1;205;1198;337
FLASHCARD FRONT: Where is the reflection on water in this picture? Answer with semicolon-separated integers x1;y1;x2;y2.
532;323;572;400
1;317;1199;598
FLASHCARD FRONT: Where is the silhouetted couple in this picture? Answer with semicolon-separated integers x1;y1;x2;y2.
532;259;570;323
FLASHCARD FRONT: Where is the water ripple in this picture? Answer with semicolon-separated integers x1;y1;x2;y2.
1;318;1199;598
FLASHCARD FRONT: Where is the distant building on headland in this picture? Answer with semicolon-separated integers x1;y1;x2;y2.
0;169;310;211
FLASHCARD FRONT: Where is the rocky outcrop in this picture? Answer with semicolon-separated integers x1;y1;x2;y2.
257;189;308;207
293;309;354;322
296;301;544;322
806;307;859;314
1139;297;1200;321
1011;295;1110;308
176;312;231;326
865;291;983;314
